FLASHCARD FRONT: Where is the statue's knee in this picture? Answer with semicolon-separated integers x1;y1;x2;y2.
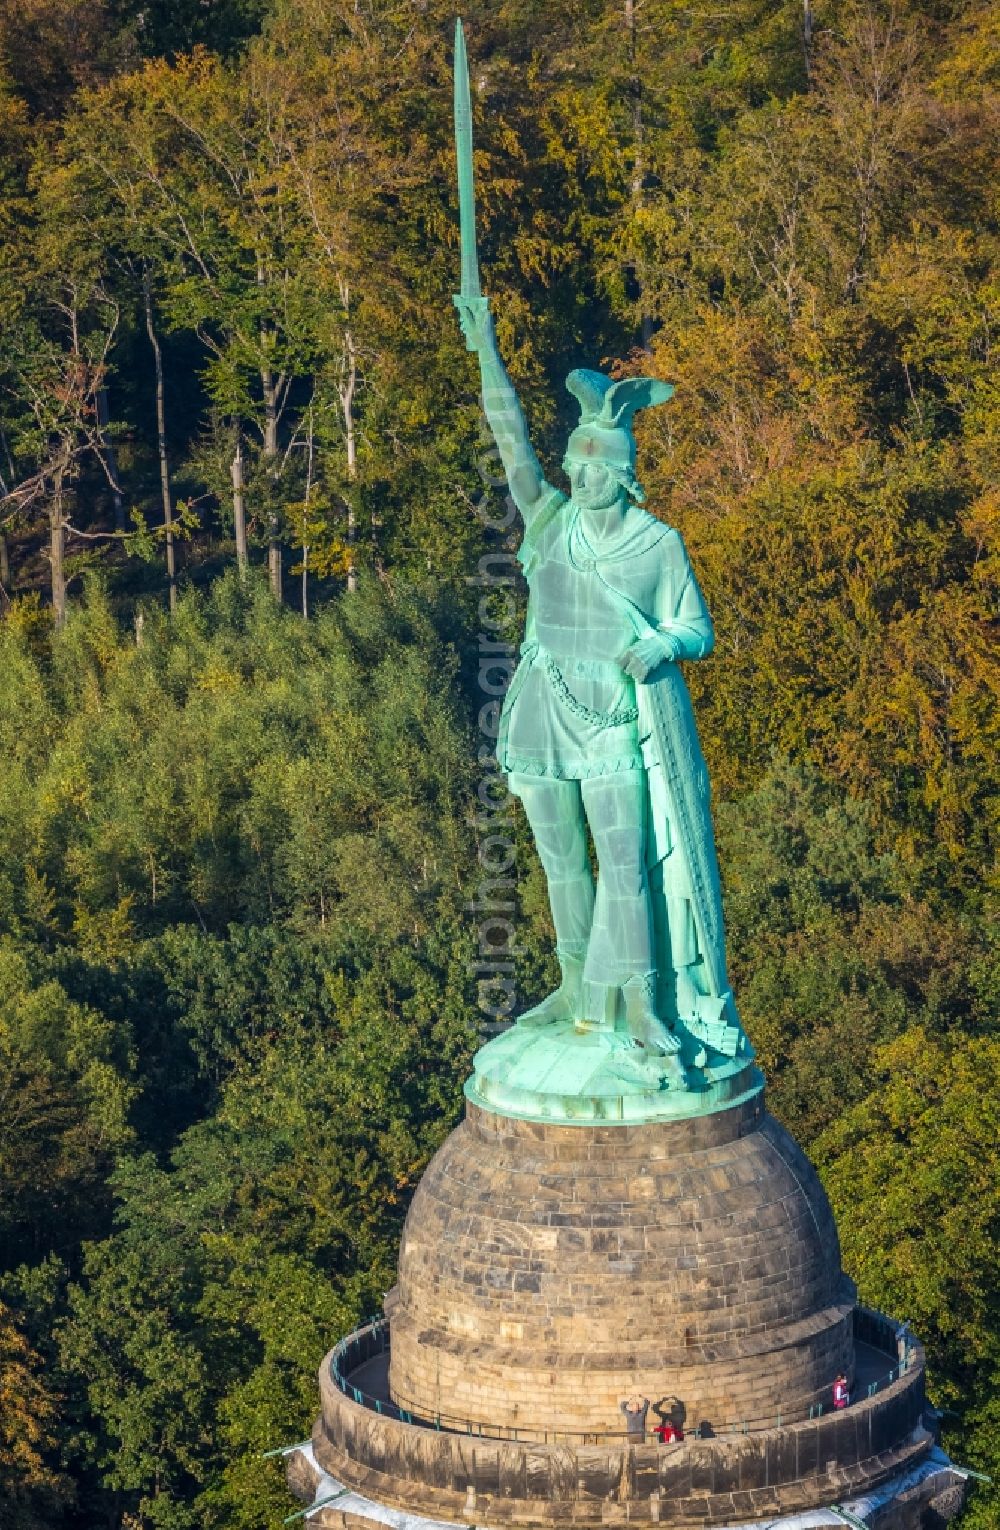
592;824;645;898
601;867;647;900
535;827;589;878
520;789;588;876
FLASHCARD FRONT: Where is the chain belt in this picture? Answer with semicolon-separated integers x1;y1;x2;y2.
530;644;639;731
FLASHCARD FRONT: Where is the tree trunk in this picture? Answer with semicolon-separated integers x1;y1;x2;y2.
338;278;358;593
257;250;284;602
261;362;282;600
95;387;126;532
231;439;248;574
0;428;11;603
143;272;176;612
302;402;314;620
0;422;14;490
49;479;66;629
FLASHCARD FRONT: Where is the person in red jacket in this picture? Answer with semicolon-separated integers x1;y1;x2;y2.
653;1419;684;1443
833;1373;849;1410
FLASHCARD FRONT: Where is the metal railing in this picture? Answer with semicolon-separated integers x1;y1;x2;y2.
330;1319;636;1441
329;1309;916;1446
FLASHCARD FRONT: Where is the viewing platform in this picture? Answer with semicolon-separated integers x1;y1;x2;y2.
288;1093;963;1529
288;1305;941;1527
323;1307;921;1443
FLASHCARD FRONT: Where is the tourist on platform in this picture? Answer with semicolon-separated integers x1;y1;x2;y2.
653;1418;684;1443
621;1395;649;1440
833;1373;849;1410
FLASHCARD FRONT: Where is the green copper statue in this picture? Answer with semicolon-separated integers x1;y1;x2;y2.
453;22;753;1112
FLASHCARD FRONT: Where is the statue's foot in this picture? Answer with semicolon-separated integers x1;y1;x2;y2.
517;989;572;1030
641;1016;683;1056
621;974;682;1054
610;1043;688;1090
517;951;584;1030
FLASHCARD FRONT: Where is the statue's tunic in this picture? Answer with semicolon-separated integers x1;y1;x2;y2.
498;487;735;1019
498;490;713;780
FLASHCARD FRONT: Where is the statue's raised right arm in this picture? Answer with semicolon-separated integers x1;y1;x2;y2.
454;297;550;519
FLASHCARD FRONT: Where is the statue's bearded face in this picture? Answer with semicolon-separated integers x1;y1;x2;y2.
565;459;627;513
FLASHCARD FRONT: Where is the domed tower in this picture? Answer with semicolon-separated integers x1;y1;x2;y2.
388;1090;853;1442
387;979;848;1445
288;1033;961;1530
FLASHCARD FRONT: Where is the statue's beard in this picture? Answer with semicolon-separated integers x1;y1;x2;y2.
571;481;625;515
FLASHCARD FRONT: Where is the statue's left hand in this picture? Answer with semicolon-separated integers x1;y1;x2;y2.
453;294;496;356
619;635;673;683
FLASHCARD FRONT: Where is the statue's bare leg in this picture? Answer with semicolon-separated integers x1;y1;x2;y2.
511;775;594;1028
581;774;683;1069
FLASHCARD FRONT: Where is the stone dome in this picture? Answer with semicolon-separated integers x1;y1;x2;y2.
387;1095;855;1438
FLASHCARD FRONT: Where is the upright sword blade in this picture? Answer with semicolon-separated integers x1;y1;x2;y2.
453;18;481;303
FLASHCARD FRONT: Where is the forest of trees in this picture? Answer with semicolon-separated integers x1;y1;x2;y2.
0;0;996;1526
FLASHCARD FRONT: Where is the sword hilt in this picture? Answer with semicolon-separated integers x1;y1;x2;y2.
453;292;490;353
